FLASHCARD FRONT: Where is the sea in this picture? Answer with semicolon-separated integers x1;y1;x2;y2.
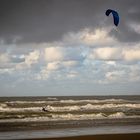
0;95;140;139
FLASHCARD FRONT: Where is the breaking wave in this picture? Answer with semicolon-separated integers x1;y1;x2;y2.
59;99;127;104
3;98;137;106
0;112;139;123
44;103;140;112
0;106;41;112
0;103;140;113
0;97;140;124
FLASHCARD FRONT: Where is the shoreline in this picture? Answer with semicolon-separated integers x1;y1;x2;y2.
24;133;140;140
0;125;140;140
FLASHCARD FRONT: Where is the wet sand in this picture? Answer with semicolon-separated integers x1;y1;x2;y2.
25;133;140;140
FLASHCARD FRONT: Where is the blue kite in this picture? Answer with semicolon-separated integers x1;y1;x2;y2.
105;9;119;26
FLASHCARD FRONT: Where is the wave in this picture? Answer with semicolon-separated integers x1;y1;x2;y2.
0;112;139;123
47;97;58;100
59;99;131;104
44;103;140;112
5;101;48;104
0;103;140;113
0;103;7;108
3;98;137;105
108;112;126;118
0;106;41;112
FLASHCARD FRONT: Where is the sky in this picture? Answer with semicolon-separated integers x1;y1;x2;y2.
0;0;140;96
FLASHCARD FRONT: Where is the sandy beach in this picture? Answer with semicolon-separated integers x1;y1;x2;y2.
25;133;140;140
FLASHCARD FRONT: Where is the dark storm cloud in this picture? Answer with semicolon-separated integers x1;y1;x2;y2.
109;25;140;43
0;0;140;43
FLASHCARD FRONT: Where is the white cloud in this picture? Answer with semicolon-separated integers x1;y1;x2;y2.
0;27;140;85
105;71;125;82
0;53;10;63
25;50;40;66
40;61;79;73
36;59;81;80
123;48;140;61
16;50;40;69
88;46;140;62
45;47;64;62
0;53;15;70
89;47;122;60
36;68;51;80
46;60;79;71
63;28;117;47
46;61;62;71
81;28;116;46
105;61;116;66
62;60;79;67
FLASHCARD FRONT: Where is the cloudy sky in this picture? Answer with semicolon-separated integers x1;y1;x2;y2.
0;0;140;96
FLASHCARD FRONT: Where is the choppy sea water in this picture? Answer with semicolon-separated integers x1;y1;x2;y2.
0;96;140;139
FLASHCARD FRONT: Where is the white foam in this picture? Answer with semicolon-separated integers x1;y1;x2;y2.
44;103;140;112
5;101;48;104
59;99;127;104
0;113;106;123
108;112;126;118
51;113;106;120
0;106;41;112
0;102;140;113
0;112;140;123
0;103;7;108
47;97;58;100
3;98;137;106
46;105;80;112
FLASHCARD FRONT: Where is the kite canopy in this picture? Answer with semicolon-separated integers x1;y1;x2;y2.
105;9;119;26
